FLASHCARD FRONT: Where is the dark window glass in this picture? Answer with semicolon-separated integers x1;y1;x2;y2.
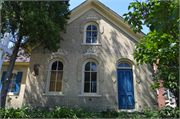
51;61;57;70
92;25;97;30
92;38;97;43
86;25;91;30
86;32;91;37
86;38;91;43
85;72;90;82
91;72;97;81
13;73;17;79
124;63;130;67
118;63;123;67
91;81;96;93
84;83;90;92
58;61;63;70
118;63;131;67
91;62;97;71
85;62;90;71
92;32;97;37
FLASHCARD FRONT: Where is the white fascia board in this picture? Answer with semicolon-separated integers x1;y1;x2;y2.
93;0;145;38
91;6;140;43
68;0;142;42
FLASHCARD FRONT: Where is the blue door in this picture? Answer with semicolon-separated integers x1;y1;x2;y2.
117;69;135;109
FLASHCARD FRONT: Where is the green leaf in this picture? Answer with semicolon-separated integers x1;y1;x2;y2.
150;25;154;31
173;8;179;17
154;24;163;32
142;2;146;6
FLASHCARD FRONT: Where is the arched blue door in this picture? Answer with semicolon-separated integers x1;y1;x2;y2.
117;69;135;109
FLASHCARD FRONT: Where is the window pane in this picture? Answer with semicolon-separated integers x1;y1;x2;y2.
118;63;124;67
92;38;97;43
92;32;97;37
91;81;97;93
84;83;90;92
58;61;63;70
86;25;91;30
50;71;56;81
92;25;97;30
56;82;62;91
13;73;17;79
49;81;55;91
91;62;97;71
91;72;97;81
51;61;57;70
11;85;15;92
86;32;91;37
85;72;90;82
57;71;63;81
169;91;173;97
12;80;16;85
86;38;91;43
85;62;90;71
124;63;130;67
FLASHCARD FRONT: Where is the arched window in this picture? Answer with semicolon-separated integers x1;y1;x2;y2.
46;59;64;94
84;61;97;93
84;22;99;44
118;63;131;68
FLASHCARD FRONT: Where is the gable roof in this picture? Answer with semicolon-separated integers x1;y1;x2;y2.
4;47;30;63
68;0;145;42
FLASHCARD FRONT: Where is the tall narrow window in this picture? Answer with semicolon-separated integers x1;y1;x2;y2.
84;62;97;93
49;61;63;92
8;73;17;92
86;25;98;43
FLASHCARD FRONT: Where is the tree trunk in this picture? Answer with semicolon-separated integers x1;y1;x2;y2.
1;37;22;107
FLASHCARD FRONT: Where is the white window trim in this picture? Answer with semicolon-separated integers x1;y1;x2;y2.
81;59;100;96
83;22;100;44
166;89;175;98
7;70;18;95
45;58;64;95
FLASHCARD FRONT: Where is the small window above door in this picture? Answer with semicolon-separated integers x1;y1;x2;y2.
118;63;131;68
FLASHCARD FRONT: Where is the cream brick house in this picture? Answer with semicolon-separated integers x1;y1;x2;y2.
0;48;30;107
22;0;158;111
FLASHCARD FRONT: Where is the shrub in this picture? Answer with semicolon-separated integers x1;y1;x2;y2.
159;106;179;118
1;105;179;118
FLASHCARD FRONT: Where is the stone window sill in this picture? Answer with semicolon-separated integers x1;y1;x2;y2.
81;43;102;46
42;93;65;96
78;94;102;97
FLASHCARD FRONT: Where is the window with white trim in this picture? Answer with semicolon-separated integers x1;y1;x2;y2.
84;61;97;93
46;59;64;94
82;59;99;95
84;22;99;44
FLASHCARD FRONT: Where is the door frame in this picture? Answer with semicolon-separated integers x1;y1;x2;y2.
116;59;138;111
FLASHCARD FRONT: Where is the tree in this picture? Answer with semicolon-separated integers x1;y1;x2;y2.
1;1;70;107
123;0;179;107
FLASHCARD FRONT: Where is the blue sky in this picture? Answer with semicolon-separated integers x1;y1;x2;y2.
69;0;149;34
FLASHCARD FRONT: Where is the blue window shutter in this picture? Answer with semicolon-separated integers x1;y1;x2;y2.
13;72;23;94
0;71;6;92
